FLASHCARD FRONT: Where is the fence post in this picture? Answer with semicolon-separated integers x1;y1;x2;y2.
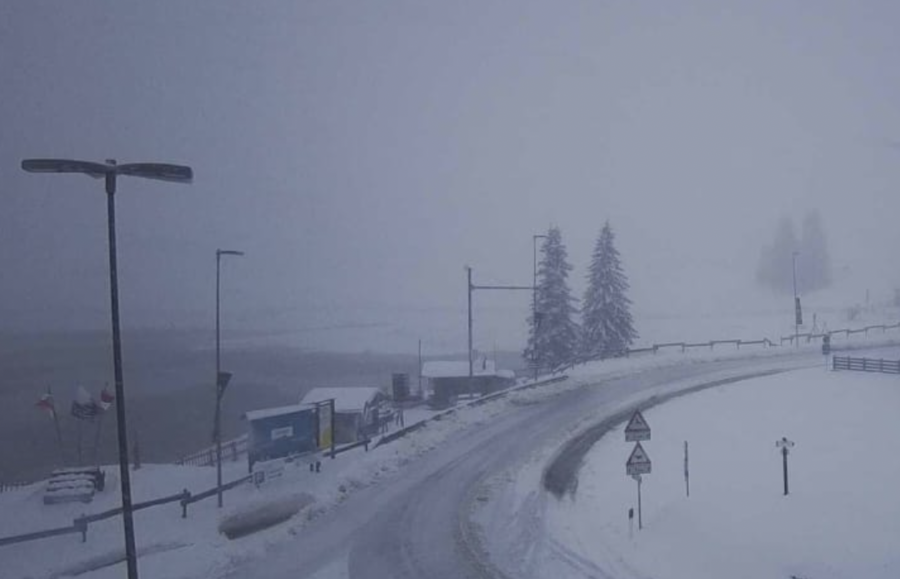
736;340;741;350
180;489;190;518
75;515;87;543
231;441;237;462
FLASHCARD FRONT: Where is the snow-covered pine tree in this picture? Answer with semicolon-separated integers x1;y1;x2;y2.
582;222;637;358
525;227;580;370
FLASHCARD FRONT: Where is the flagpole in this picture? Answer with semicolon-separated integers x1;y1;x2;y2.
48;386;66;464
76;415;84;467
93;412;105;466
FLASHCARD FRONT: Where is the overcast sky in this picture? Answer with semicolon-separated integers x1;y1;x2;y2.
3;1;900;352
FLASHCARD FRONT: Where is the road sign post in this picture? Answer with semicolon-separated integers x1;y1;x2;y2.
625;410;651;442
625;411;652;531
776;437;795;496
684;440;690;498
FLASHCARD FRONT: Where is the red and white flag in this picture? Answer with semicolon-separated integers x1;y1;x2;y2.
35;392;56;418
99;386;115;411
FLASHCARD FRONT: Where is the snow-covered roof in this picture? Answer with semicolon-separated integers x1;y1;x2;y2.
300;387;383;413
243;404;312;422
421;360;498;378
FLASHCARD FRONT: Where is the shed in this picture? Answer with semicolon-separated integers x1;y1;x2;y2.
300;387;388;443
421;360;515;407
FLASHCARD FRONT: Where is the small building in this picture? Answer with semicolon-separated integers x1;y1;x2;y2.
300;387;389;443
421;360;516;408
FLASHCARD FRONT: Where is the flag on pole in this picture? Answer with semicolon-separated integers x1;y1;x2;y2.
36;393;56;418
71;385;100;420
99;385;115;411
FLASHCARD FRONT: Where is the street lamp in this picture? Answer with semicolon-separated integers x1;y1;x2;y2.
532;234;548;381
792;251;800;347
21;158;192;579
215;248;243;508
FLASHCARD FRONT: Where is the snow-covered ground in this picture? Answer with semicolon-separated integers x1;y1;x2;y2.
3;333;899;579
546;367;900;579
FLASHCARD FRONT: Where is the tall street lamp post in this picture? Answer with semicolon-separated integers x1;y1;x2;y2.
215;249;243;508
21;158;192;579
792;251;800;347
532;234;548;381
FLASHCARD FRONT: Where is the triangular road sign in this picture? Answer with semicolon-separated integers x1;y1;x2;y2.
625;410;651;441
626;442;652;475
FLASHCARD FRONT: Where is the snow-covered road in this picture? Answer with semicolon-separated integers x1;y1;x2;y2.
227;353;821;579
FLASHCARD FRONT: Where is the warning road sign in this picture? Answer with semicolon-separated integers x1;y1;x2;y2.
625;410;651;442
626;442;652;475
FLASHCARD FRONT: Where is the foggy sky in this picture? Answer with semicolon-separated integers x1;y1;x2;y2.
3;1;900;352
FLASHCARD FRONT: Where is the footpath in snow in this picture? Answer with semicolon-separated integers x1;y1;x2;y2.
547;365;900;579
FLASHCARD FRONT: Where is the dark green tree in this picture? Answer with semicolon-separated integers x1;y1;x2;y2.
525;227;580;369
582;222;637;357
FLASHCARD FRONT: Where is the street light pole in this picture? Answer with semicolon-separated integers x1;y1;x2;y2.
21;158;192;579
532;234;547;381
215;249;243;508
792;251;799;347
467;266;473;381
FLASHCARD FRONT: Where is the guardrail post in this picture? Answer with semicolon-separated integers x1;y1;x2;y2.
74;515;87;543
736;340;741;350
180;489;190;518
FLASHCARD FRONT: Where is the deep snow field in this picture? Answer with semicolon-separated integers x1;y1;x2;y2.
548;366;900;579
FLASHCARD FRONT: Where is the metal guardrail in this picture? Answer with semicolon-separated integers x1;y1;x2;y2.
0;475;253;549
833;355;900;374
0;481;34;494
178;436;247;467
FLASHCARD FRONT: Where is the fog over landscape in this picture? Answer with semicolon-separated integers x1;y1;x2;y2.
3;1;900;356
4;1;900;484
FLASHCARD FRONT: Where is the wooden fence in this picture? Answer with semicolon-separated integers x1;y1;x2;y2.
832;356;900;374
0;474;253;549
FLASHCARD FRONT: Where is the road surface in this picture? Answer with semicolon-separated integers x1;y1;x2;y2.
226;355;817;579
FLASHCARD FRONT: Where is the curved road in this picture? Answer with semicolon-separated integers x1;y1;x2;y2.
228;355;816;579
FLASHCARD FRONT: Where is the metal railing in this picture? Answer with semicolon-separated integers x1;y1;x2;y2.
833;355;900;374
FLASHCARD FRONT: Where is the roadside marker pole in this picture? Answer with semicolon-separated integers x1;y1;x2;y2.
636;475;643;530
625;411;652;531
684;440;690;498
776;437;795;496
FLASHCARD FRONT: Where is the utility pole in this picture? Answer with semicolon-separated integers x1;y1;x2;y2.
792;251;800;347
465;266;533;396
532;234;547;381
